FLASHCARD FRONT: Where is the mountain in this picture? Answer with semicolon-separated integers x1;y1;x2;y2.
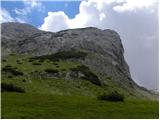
1;22;157;99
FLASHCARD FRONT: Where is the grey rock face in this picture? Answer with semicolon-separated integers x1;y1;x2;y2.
1;22;156;99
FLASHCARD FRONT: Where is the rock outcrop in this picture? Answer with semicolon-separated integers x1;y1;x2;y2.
1;22;157;99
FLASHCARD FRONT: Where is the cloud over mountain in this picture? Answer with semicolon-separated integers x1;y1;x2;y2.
40;0;158;90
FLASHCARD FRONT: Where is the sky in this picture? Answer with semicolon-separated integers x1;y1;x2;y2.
0;0;159;90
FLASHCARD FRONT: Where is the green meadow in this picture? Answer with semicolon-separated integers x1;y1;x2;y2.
1;54;159;119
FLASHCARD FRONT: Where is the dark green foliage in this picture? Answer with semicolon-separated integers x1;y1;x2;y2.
2;59;6;62
56;66;59;68
61;69;66;71
2;66;24;76
32;62;41;65
106;76;112;80
45;69;59;74
8;76;13;78
16;60;20;62
38;59;44;63
1;83;25;93
53;63;58;65
30;51;87;61
9;53;15;56
5;65;11;68
16;60;23;64
70;65;101;86
98;91;124;102
28;59;34;62
22;79;26;82
17;62;23;64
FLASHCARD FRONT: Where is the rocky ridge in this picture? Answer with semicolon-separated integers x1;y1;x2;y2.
1;22;157;99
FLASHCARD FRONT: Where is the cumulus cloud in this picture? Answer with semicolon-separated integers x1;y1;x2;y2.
40;0;157;31
40;11;69;32
39;0;158;90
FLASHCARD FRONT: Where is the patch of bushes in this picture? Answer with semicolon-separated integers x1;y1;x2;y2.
10;53;15;56
8;76;13;78
70;65;101;86
30;50;88;61
32;62;41;65
16;60;23;64
17;62;23;64
2;59;6;62
22;79;26;82
98;91;124;102
16;60;20;62
56;66;59;68
5;65;11;68
28;59;34;62
44;69;59;74
61;69;66;71
1;83;25;93
2;65;24;76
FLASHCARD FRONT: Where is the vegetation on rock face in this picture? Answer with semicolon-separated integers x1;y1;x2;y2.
2;65;24;76
70;65;101;86
32;62;42;65
1;83;25;93
30;51;88;61
44;68;59;74
98;91;124;102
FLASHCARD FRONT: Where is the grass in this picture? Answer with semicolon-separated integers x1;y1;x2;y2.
1;93;158;119
1;54;159;119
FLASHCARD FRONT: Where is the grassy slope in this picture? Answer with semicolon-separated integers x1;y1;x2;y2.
1;54;159;118
2;93;158;119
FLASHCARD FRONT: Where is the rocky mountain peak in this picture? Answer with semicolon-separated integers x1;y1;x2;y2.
1;22;157;99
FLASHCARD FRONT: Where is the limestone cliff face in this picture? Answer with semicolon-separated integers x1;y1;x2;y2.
1;22;156;99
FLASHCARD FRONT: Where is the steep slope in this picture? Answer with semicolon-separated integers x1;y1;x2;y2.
1;22;157;99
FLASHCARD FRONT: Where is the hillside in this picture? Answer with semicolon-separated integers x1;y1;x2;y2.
1;22;158;118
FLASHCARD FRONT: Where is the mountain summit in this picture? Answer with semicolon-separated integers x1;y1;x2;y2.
1;22;157;99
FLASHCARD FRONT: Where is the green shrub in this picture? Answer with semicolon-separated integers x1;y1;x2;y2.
2;66;24;76
98;91;124;102
2;59;6;62
56;66;59;68
16;60;20;62
45;69;59;74
30;51;88;61
17;62;23;64
28;59;34;62
8;76;13;78
61;69;66;71
5;65;11;68
22;79;26;82
70;65;101;86
32;62;41;65
10;53;15;56
1;83;25;93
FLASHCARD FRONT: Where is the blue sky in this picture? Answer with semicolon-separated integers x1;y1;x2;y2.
0;0;158;90
1;1;80;27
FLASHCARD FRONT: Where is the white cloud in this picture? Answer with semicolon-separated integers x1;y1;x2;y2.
40;11;69;32
0;8;15;23
40;0;157;32
14;0;44;15
40;0;158;90
113;0;157;12
0;8;26;24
